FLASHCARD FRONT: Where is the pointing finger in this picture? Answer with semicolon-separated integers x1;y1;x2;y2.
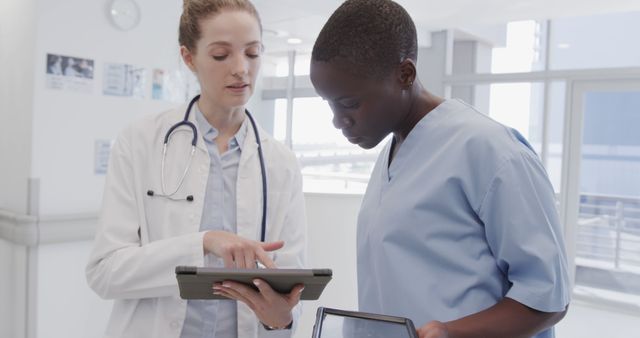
261;241;284;252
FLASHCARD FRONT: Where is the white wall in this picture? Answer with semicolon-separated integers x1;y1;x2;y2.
31;0;183;215
295;193;361;337
24;0;194;337
0;235;31;338
0;0;36;214
556;301;640;338
0;239;11;338
0;238;28;338
0;0;37;336
36;241;111;338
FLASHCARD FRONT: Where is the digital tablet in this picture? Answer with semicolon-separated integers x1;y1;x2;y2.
175;266;332;300
312;307;418;338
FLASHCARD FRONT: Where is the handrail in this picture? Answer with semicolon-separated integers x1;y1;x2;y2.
576;193;640;273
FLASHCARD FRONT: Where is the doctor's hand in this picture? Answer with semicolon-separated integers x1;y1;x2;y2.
213;278;303;329
203;230;283;268
417;321;449;338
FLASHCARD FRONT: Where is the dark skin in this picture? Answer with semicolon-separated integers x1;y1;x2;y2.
310;58;443;160
310;58;568;338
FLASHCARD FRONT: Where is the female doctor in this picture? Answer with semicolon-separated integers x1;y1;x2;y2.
86;1;306;337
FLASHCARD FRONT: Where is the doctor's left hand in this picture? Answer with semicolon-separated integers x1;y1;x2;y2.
213;278;304;329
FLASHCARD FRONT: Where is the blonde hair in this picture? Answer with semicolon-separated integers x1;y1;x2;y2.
179;0;262;52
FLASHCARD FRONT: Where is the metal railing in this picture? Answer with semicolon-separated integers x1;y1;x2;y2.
576;193;640;271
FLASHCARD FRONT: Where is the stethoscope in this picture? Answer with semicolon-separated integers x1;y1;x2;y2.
146;95;268;242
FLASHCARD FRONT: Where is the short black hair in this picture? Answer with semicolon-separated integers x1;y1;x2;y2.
312;0;418;79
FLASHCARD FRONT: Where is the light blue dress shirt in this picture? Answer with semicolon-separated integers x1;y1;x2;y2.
357;99;570;338
181;104;248;338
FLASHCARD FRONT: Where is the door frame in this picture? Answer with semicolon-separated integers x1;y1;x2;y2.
560;78;640;286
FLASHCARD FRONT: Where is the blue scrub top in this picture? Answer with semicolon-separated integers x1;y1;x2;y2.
357;99;570;338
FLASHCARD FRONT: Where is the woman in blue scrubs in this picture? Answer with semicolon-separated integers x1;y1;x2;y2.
310;1;570;337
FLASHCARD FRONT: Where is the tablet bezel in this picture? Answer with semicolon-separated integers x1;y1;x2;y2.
175;266;332;301
312;307;418;338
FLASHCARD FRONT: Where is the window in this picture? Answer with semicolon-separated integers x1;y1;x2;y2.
571;87;640;306
546;81;566;192
272;98;288;142
549;11;640;70
452;20;546;75
263;52;312;77
290;97;383;193
491;21;545;74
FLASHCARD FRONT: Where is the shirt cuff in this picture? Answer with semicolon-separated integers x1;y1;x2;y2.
258;320;293;338
262;320;293;331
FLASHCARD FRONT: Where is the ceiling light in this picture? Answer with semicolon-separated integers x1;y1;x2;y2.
287;38;302;45
557;43;571;49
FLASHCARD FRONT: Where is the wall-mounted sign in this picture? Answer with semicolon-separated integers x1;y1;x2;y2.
94;139;114;175
103;62;146;98
45;53;94;93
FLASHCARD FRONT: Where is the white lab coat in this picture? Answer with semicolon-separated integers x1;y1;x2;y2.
86;104;307;338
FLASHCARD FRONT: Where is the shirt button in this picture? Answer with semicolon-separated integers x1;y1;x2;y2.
170;320;180;330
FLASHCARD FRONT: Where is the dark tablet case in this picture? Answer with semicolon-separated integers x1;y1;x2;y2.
176;266;332;300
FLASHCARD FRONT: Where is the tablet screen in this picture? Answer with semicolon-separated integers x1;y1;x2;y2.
317;312;414;338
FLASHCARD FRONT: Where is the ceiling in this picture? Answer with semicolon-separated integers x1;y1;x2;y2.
251;0;640;53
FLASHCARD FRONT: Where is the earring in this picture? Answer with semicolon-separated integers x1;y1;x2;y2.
404;81;413;91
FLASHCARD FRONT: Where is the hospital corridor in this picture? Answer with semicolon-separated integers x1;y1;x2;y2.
2;0;640;337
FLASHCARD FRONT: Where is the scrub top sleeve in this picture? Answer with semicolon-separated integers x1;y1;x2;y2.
86;132;206;300
477;152;571;313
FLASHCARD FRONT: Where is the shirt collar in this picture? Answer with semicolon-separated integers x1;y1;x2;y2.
194;102;248;150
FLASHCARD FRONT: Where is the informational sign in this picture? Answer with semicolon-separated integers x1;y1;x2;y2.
103;63;146;98
45;53;94;93
151;69;166;100
152;68;198;103
94;139;114;175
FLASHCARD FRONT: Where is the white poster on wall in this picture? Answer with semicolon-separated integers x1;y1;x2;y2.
45;53;94;93
152;68;196;103
103;63;146;98
94;139;114;175
152;69;182;102
151;69;166;100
